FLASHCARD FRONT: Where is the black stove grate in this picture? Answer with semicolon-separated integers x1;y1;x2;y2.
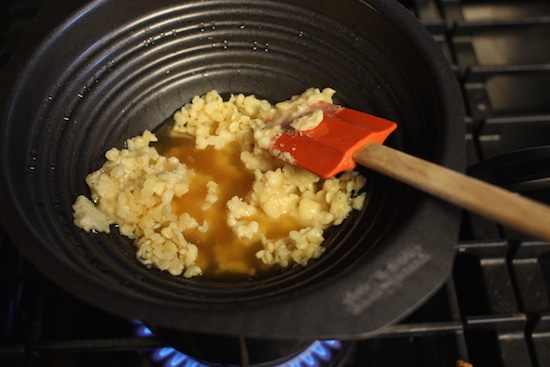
2;0;550;366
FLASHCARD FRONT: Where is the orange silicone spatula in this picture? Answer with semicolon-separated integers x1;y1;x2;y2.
268;104;550;241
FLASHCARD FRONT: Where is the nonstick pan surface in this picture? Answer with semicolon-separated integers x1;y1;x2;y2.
0;0;464;339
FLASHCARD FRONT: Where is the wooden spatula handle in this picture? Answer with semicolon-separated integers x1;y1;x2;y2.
354;142;550;241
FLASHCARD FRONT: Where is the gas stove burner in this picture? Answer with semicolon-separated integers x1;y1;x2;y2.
133;320;343;367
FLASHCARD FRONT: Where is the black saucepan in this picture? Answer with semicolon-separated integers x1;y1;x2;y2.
0;0;464;339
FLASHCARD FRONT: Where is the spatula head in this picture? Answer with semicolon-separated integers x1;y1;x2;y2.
269;105;398;178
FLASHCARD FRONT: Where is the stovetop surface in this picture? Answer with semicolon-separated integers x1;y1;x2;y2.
2;0;550;366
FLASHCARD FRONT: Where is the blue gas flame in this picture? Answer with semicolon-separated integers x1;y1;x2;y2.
133;321;341;367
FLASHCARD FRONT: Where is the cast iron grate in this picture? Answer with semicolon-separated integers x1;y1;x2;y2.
1;0;550;366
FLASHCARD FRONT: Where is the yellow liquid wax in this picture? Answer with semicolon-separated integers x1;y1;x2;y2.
155;133;302;281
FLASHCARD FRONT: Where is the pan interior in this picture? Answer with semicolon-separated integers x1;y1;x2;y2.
0;0;462;336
